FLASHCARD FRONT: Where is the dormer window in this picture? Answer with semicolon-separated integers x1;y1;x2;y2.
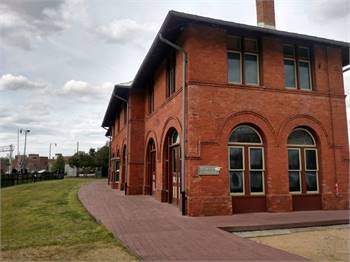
284;45;312;90
227;36;260;86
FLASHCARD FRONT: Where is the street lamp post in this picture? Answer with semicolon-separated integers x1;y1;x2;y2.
49;143;57;159
20;129;30;172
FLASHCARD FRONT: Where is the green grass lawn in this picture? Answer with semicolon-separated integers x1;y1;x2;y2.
1;178;137;261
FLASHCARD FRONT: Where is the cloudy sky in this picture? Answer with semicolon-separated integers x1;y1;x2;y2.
0;0;349;157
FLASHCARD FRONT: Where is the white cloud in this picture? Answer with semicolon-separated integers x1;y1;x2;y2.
311;0;350;22
96;18;157;46
0;74;47;91
59;80;113;98
0;0;87;50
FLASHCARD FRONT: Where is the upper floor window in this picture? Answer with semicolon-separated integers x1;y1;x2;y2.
227;36;259;86
166;52;176;97
148;81;154;113
283;45;312;90
123;104;127;125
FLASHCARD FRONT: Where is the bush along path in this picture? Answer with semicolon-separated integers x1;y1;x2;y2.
1;178;137;261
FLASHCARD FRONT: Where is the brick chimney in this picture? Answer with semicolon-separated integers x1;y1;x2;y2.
256;0;276;29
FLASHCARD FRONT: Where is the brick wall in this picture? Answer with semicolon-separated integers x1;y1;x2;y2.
109;23;349;216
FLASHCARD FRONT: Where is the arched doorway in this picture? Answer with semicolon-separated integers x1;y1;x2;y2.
287;128;321;210
120;145;126;191
145;139;156;195
163;129;181;205
228;125;266;213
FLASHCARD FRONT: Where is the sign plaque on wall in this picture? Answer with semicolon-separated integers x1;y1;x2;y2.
198;165;221;176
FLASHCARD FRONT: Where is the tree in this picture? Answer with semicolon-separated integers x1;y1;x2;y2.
51;154;65;173
69;151;95;177
95;143;110;177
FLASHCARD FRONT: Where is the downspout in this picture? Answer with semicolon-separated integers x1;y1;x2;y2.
103;126;111;185
159;33;188;215
112;92;129;195
326;48;338;196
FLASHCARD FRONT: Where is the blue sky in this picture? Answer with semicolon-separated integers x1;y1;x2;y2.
0;0;349;157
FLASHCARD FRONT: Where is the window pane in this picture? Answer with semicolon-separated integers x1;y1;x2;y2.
171;131;179;145
115;161;120;181
305;149;317;170
229;125;261;143
284;59;296;87
283;45;295;57
289;171;300;192
230;171;244;193
299;61;311;90
228;52;241;83
250;171;263;193
288;129;315;145
288;149;300;170
172;149;177;172
229;147;243;169
250;148;263;169
227;36;241;50
298;47;309;60
244;54;258;84
306;171;318;192
244;39;258;52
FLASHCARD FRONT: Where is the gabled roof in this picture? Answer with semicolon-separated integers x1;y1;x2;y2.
131;10;349;90
102;82;131;128
102;10;350;128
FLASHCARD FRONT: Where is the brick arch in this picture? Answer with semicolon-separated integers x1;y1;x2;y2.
160;116;182;157
145;130;159;160
277;114;331;147
218;111;277;146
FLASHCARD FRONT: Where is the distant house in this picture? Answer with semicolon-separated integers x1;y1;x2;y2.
58;156;76;176
12;154;48;173
102;0;349;216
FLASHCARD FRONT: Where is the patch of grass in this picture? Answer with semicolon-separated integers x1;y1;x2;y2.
1;179;137;261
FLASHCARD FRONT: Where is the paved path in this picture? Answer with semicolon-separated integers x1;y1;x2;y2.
79;181;312;261
79;180;345;261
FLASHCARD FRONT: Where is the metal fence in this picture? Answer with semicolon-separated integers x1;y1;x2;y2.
1;172;64;188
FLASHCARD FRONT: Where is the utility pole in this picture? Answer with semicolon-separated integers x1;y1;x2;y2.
20;129;30;172
17;128;20;156
49;143;57;159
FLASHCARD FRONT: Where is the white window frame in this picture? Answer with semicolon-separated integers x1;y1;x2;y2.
227;50;242;85
288;148;302;194
248;146;265;195
304;148;319;194
244;52;260;86
228;125;263;146
228;146;245;196
287;128;316;147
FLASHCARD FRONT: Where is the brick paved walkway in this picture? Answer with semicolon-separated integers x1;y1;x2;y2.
79;180;347;261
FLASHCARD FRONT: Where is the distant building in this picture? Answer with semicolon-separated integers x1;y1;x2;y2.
12;154;48;173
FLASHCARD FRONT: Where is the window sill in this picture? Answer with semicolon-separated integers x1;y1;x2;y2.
228;82;262;88
230;194;265;197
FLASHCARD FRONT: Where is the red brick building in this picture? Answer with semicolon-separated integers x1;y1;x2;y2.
102;1;349;216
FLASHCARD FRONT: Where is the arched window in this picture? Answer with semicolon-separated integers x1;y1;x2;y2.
163;128;181;205
146;139;156;195
228;125;265;195
288;128;318;193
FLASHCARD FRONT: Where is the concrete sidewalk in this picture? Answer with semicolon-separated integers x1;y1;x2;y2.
78;180;346;261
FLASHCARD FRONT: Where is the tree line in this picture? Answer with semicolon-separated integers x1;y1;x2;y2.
51;143;109;177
